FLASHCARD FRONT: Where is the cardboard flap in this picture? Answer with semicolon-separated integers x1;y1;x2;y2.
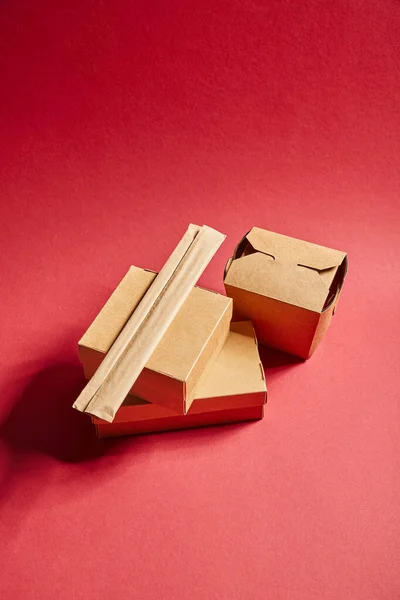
227;253;331;312
227;227;348;312
240;228;346;271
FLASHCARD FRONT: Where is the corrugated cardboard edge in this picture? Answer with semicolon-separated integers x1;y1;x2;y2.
73;224;226;422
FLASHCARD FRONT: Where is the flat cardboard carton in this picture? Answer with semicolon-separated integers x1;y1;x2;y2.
90;322;267;437
79;266;232;415
95;406;264;438
224;228;348;359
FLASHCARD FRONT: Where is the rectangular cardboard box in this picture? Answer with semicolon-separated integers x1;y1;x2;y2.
91;321;267;437
79;266;233;415
95;406;264;437
224;228;348;359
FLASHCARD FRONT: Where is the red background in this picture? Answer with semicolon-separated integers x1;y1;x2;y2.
1;1;399;598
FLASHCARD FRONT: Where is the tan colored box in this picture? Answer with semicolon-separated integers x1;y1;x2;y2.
79;266;232;415
91;322;267;437
224;228;348;359
95;406;264;438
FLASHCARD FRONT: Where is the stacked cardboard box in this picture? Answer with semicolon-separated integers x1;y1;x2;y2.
79;266;267;437
74;224;347;438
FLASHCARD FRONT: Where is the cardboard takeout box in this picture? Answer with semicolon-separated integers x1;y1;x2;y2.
224;227;348;359
90;322;267;437
79;265;232;415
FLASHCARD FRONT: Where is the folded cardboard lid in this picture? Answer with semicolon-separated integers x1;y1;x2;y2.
79;266;232;382
236;228;346;270
226;227;347;312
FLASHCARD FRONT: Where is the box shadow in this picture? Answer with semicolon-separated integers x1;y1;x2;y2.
0;362;114;464
259;344;303;382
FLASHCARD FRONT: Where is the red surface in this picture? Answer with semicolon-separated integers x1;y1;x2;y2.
1;1;399;598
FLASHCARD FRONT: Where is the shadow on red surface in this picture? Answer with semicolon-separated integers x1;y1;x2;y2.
259;345;303;379
0;362;129;539
0;363;114;463
0;345;302;542
0;344;302;517
0;345;302;465
0;356;269;466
